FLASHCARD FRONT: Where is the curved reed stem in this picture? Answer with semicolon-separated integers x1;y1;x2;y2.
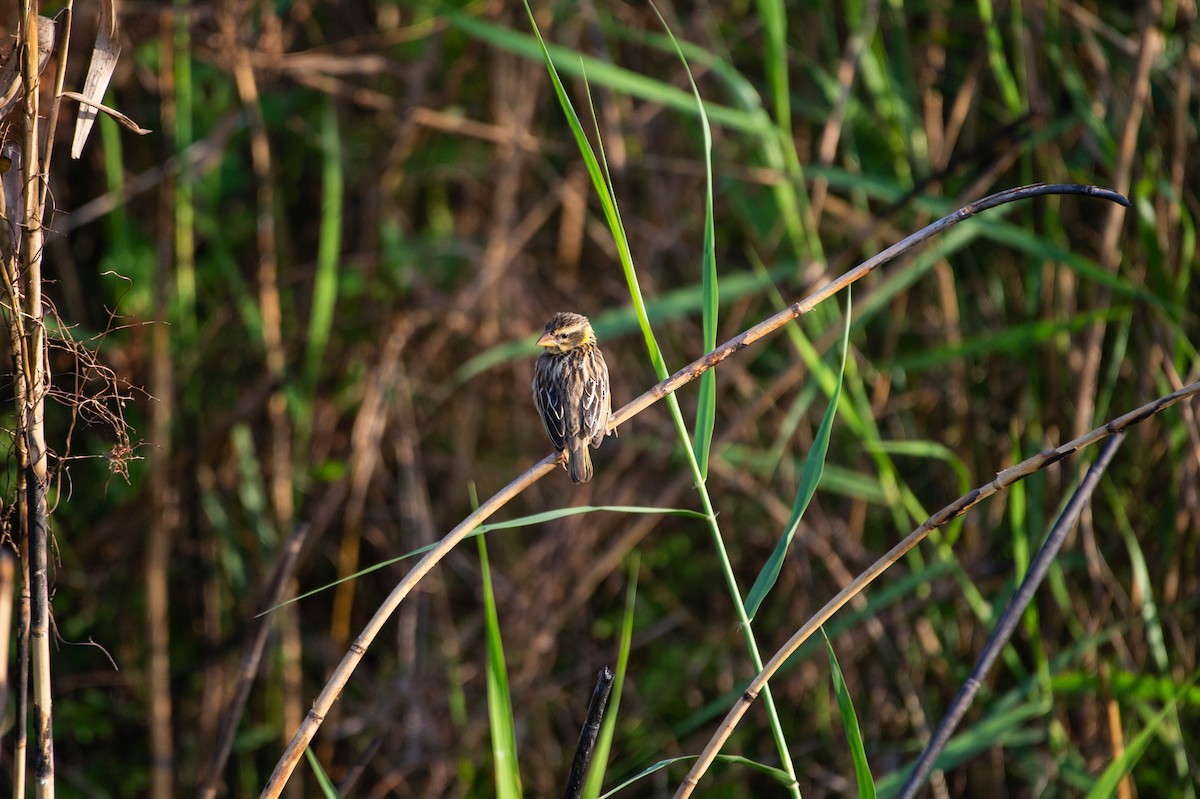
673;384;1198;798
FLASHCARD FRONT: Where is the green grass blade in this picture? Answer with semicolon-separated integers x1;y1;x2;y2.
745;288;851;619
230;424;277;550
1083;699;1177;799
751;0;820;259
525;8;799;791
305;93;343;387
599;754;794;797
304;747;340;798
890;308;1128;373
582;554;639;799
170;3;197;346
825;631;877;799
598;758;689;796
478;535;522;799
1107;483;1196;792
265;505;701;612
655;8;718;478
756;0;789;130
520;3;669;378
876;701;1049;796
977;0;1022;112
449;12;759;136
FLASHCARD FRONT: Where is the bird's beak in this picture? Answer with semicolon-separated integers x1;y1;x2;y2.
536;331;556;348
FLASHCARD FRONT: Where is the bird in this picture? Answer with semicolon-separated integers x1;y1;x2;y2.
532;312;612;483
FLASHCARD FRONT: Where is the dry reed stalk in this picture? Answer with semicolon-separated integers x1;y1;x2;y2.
1071;4;1161;442
673;386;1196;797
17;2;66;793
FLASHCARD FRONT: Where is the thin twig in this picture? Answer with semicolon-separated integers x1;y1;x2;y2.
38;3;71;184
895;433;1126;799
196;517;319;799
673;388;1195;798
57;90;152;134
259;182;1127;798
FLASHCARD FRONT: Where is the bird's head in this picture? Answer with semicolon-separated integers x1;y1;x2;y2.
536;312;595;352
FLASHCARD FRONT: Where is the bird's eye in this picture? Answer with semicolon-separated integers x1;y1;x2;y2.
558;332;568;340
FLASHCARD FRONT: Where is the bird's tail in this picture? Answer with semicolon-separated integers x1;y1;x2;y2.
568;444;593;483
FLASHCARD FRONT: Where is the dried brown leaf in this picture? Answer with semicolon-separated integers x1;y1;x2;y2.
0;16;57;123
70;0;122;159
60;91;151;136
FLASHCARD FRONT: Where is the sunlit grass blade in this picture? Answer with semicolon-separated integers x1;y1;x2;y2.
524;7;799;792
599;754;795;797
890;307;1127;373
756;0;819;260
520;3;669;379
170;5;197;345
756;0;788;129
1049;669;1200;705
1083;698;1179;799
745;288;851;619
607;21;813;258
478;535;522;799
824;630;876;799
582;554;638;799
448;11;756;136
654;5;718;478
303;94;343;389
1107;483;1196;789
978;0;1022;112
875;701;1049;795
264;505;699;612
304;747;340;798
453;7;814;258
230;424;278;550
741;0;816;256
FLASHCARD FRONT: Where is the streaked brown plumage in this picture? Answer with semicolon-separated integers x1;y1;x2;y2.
532;312;611;483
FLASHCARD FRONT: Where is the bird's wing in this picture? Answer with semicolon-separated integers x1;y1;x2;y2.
534;355;567;450
582;347;610;448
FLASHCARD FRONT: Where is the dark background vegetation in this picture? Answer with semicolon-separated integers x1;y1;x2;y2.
4;1;1198;796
